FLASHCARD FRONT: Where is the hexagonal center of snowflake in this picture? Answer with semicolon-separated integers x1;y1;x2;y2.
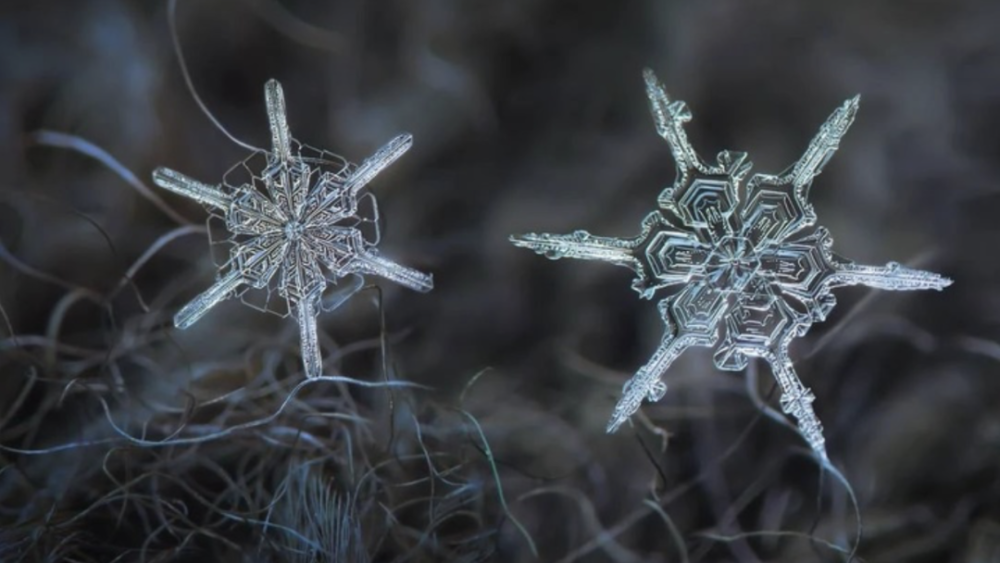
704;235;759;290
284;220;306;241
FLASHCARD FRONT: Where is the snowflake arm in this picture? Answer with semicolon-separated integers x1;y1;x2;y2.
152;78;432;380
510;212;700;299
344;134;413;195
642;68;704;196
607;320;697;433
173;233;287;329
265;79;293;162
174;269;243;329
348;249;435;293
509;230;644;274
306;134;413;225
309;228;433;294
296;294;322;381
151;168;230;210
512;69;952;459
784;96;859;203
744;96;860;244
827;260;952;291
768;348;826;457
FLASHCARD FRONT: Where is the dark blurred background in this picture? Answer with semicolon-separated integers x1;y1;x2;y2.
1;1;999;561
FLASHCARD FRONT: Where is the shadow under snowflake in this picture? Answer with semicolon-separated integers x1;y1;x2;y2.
153;79;433;379
511;69;952;459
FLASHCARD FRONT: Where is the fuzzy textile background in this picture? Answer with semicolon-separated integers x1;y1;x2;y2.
1;1;999;562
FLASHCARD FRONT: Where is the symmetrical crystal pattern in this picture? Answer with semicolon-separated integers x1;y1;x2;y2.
511;69;951;458
153;80;433;379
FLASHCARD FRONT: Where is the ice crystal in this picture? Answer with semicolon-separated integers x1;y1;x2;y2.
153;79;433;379
511;69;951;458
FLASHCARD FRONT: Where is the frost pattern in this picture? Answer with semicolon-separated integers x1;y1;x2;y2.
511;69;951;458
153;79;433;379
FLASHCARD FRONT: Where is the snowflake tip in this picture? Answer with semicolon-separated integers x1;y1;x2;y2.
296;298;322;379
344;133;413;196
352;249;434;293
641;68;684;120
174;270;243;329
509;232;560;257
783;95;861;196
642;69;700;178
833;261;953;292
823;95;860;147
606;414;628;433
152;167;229;210
509;231;633;263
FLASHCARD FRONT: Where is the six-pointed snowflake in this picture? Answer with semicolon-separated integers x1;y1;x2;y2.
153;79;433;379
511;69;951;458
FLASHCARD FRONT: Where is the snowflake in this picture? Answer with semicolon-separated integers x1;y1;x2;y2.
152;79;433;379
511;69;951;458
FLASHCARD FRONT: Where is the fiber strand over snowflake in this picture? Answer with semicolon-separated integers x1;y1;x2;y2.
511;69;951;459
153;79;433;379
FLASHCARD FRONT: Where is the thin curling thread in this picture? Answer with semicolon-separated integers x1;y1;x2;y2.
168;0;262;153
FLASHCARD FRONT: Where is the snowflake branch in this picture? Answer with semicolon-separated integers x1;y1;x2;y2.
174;270;243;329
784;96;859;201
350;251;434;293
153;168;230;210
828;260;953;291
607;331;697;434
768;351;826;459
296;296;322;379
510;230;643;273
265;79;293;161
